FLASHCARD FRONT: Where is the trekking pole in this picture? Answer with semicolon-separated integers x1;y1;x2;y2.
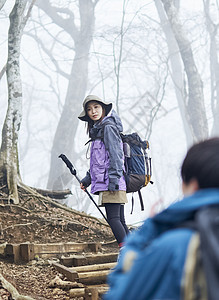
59;154;109;224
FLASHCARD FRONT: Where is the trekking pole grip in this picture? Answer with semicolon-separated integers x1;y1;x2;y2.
59;154;109;224
59;154;78;180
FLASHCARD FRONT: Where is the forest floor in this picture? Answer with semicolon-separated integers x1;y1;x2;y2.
0;185;120;300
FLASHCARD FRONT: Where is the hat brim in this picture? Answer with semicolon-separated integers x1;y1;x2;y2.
78;102;112;122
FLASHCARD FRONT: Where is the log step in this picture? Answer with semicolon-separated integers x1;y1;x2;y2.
52;252;117;299
69;285;109;298
4;242;101;262
61;252;118;267
69;262;116;272
53;262;115;284
78;269;110;284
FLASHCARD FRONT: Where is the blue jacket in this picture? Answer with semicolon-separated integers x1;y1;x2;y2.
104;189;219;300
82;110;126;194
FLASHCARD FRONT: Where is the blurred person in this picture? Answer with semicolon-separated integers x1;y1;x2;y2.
104;137;219;300
78;95;129;248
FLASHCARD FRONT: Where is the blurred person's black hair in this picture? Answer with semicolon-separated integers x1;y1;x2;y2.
181;137;219;189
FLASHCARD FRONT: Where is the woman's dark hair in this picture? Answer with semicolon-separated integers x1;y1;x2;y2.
181;137;219;189
85;101;106;135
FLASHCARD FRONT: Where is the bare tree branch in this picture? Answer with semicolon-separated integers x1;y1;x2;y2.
34;0;79;38
0;0;6;11
0;64;6;80
24;31;70;79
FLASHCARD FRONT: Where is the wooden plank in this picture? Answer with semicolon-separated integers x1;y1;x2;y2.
5;242;102;262
33;242;88;254
5;244;21;263
20;243;34;262
69;288;85;298
60;256;74;267
69;286;109;299
85;253;118;265
71;253;118;267
70;262;116;273
85;287;99;300
77;270;110;284
72;255;87;267
88;242;101;253
52;262;78;282
33;242;101;256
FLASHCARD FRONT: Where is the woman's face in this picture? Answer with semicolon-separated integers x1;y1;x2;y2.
86;101;105;122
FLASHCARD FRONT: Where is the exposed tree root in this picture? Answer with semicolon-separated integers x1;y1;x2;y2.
17;181;109;227
0;178;109;228
2;222;33;231
0;273;35;300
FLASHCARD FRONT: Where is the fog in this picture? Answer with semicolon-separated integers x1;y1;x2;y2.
0;0;218;225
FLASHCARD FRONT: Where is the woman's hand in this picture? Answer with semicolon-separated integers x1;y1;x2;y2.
80;183;86;191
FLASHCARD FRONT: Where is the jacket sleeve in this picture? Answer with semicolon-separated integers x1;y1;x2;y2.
103;124;124;191
80;170;91;188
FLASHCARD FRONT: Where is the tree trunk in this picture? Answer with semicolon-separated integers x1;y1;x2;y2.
46;0;96;190
155;0;193;146
203;0;219;136
161;0;208;142
0;0;29;203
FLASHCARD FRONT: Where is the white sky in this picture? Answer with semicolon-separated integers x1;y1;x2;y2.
0;0;215;225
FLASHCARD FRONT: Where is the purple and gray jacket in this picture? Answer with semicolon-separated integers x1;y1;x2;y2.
81;110;126;194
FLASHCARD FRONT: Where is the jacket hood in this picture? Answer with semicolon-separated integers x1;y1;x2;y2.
154;188;219;226
101;109;123;132
89;109;123;139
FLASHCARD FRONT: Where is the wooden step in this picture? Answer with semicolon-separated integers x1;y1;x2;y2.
52;261;115;284
78;269;110;284
61;252;118;267
52;252;117;299
69;285;109;298
69;262;116;272
4;242;101;262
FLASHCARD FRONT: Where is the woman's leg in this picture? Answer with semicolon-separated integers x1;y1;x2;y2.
105;203;128;246
120;204;129;234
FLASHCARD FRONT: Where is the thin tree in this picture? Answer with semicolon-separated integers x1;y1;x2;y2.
33;0;99;190
0;0;7;79
155;0;193;145
160;0;209;141
203;0;219;135
0;0;35;203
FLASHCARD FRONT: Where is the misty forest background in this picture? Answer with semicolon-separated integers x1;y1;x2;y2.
0;0;218;225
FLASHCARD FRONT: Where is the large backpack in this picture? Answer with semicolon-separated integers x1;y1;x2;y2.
121;132;153;213
96;125;153;213
180;206;219;300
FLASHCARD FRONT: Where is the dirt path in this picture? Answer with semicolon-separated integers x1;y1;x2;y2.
0;191;119;299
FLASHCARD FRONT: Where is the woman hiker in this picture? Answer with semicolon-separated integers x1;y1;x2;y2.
78;95;129;248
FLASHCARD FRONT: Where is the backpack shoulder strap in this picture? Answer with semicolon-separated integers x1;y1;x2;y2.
138;190;144;211
179;206;219;300
182;233;207;300
131;193;134;214
130;191;144;214
196;206;219;300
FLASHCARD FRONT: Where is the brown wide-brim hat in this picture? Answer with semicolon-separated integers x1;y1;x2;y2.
78;95;112;122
